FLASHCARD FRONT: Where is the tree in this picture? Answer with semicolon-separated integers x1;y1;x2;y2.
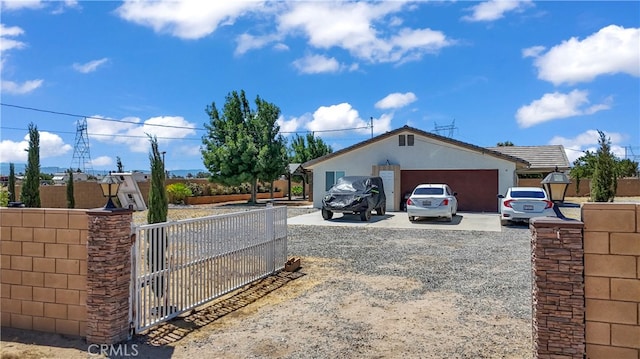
290;133;333;163
497;141;514;146
116;156;124;172
570;151;597;195
8;163;16;202
590;130;616;202
20;123;41;207
147;135;168;224
146;135;168;302
66;169;75;208
202;90;287;203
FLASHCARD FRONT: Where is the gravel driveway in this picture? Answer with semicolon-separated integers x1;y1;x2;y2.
1;206;533;358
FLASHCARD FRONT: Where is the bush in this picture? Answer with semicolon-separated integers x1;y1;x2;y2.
166;183;193;204
291;185;303;196
0;186;9;207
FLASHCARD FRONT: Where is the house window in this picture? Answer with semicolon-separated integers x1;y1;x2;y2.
407;134;414;146
325;171;345;191
399;135;406;146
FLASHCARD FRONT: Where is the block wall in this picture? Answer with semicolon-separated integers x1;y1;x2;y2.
583;203;640;359
518;178;640;197
0;208;88;337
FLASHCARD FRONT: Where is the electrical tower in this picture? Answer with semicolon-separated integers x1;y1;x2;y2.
624;146;640;162
434;119;457;138
71;117;94;174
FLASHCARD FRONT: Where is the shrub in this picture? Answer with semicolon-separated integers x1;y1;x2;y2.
291;185;303;196
0;186;9;207
166;183;193;204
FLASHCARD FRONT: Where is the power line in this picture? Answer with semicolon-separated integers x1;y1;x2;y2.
0;102;373;135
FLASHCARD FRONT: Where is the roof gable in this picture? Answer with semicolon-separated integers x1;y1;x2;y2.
302;125;529;168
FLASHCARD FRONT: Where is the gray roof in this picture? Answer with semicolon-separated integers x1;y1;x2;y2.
486;145;570;171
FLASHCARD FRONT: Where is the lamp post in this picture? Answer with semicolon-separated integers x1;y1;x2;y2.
100;172;122;209
541;168;571;204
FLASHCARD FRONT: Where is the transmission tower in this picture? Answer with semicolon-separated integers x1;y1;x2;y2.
624;146;640;162
434;119;457;138
71;117;94;174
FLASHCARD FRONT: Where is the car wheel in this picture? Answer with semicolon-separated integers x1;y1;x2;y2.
409;216;415;222
446;214;453;222
500;219;509;226
321;209;333;220
360;210;371;221
376;204;386;215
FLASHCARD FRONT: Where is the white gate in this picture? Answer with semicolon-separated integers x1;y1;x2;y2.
130;206;287;334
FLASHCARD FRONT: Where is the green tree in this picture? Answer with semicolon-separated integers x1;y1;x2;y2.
147;135;168;224
66;169;75;209
570;151;597;195
202;90;287;203
616;158;639;178
116;156;124;172
590;130;616;202
8;163;16;202
20;123;41;207
496;141;514;146
290;133;333;163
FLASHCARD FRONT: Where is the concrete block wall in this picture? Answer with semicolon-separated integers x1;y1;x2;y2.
583;203;640;358
0;208;88;337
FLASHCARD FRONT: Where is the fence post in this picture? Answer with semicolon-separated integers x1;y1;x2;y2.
85;208;133;344
265;202;275;272
530;217;585;358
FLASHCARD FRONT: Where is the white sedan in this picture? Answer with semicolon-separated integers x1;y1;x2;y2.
498;186;557;226
407;184;458;222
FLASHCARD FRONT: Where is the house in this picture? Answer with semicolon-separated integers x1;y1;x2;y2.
486;145;570;178
303;125;530;213
52;172;89;185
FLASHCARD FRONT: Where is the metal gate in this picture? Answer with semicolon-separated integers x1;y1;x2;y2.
130;205;287;334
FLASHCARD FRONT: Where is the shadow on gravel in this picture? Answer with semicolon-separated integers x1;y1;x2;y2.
324;213;393;223
136;270;305;347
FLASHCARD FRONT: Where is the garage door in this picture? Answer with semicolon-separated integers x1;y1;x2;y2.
401;170;498;212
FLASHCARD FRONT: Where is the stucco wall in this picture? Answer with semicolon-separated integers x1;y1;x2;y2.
309;131;518;208
519;178;640;197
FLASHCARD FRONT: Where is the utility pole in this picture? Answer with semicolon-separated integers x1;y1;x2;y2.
370;117;373;138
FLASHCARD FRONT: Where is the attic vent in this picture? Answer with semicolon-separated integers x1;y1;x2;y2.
407;135;414;146
399;135;406;146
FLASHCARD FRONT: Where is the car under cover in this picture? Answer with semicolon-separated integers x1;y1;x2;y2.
322;176;385;213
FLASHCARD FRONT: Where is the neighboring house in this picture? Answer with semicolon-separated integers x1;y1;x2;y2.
52;172;89;185
302;125;529;213
486;145;570;178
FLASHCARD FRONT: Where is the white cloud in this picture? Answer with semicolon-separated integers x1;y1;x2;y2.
277;2;453;64
0;130;72;163
87;115;197;153
529;25;640;85
549;130;627;163
72;58;109;74
0;24;26;52
1;79;43;94
90;156;112;167
235;33;282;56
375;92;417;110
115;1;263;40
516;90;611;128
0;1;43;11
277;114;310;134
306;103;391;136
292;54;342;74
462;0;534;22
522;45;544;58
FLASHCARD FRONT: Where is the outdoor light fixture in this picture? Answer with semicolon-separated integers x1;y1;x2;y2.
541;167;571;204
100;172;122;209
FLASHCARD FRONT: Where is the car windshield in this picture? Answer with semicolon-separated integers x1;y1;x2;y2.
510;190;545;199
414;187;444;195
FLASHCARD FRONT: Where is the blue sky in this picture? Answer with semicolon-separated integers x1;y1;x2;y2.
1;0;638;174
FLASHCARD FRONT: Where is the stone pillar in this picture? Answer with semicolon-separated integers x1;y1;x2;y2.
530;217;585;358
85;208;133;344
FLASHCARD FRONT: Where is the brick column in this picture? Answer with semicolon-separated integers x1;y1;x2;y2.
85;209;133;344
530;217;585;358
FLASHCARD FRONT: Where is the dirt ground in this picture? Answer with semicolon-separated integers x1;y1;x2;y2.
0;256;531;359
